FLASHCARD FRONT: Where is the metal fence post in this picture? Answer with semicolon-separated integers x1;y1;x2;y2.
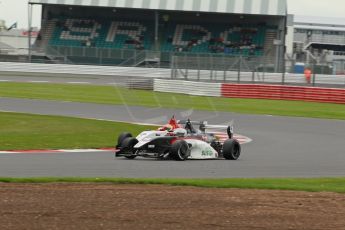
282;59;286;85
312;60;316;86
184;53;188;80
210;54;213;80
222;55;227;82
263;57;266;83
197;54;200;81
223;69;227;82
99;49;102;65
170;55;174;79
237;56;242;83
282;71;285;85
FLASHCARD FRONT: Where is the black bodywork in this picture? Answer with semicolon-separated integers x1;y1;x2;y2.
116;136;177;159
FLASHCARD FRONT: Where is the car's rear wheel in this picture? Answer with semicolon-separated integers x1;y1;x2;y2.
121;137;138;159
222;139;241;160
170;140;190;161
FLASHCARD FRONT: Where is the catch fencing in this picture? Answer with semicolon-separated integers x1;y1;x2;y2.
171;54;345;87
1;61;344;88
171;68;345;86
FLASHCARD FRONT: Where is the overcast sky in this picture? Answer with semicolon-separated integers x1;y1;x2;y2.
0;0;344;29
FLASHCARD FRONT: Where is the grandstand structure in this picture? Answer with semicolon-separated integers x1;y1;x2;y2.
293;15;345;74
28;0;287;72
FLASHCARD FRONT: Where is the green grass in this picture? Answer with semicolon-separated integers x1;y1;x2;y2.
0;112;155;151
0;82;344;120
0;178;345;193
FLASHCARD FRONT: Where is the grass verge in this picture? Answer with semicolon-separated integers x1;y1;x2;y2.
1;82;344;120
0;178;344;193
0;112;155;151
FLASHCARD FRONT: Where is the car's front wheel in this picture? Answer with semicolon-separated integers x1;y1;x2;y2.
170;140;190;161
117;132;133;149
222;139;241;160
121;137;139;159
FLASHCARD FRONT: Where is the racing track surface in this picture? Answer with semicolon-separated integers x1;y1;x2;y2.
0;97;345;178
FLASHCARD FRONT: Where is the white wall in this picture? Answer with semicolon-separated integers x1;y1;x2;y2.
0;29;37;55
0;35;29;49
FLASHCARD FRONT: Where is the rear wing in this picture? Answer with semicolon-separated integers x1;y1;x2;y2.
203;124;234;139
178;120;234;139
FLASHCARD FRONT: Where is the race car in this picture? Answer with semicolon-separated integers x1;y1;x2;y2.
115;117;241;161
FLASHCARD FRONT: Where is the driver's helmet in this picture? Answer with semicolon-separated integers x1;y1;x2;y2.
173;128;187;137
158;124;173;132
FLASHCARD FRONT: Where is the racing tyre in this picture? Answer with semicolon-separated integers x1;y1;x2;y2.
170;140;190;161
121;137;138;159
222;139;241;160
117;133;133;148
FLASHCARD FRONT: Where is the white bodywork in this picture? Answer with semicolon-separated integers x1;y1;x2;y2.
134;130;168;148
184;139;219;160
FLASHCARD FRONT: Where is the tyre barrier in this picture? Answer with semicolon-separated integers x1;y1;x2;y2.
154;79;345;104
221;84;345;104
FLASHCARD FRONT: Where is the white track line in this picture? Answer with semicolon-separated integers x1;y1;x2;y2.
67;82;91;84
0;80;11;82
29;81;50;83
0;149;114;154
59;149;107;153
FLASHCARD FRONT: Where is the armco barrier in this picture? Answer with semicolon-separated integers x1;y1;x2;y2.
0;62;170;78
221;84;345;104
154;79;221;97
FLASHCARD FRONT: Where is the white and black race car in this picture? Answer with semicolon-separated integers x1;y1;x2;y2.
115;118;241;161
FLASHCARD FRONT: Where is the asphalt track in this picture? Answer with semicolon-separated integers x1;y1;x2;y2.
1;97;345;178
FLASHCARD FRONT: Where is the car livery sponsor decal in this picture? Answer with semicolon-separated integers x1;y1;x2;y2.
201;148;214;157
